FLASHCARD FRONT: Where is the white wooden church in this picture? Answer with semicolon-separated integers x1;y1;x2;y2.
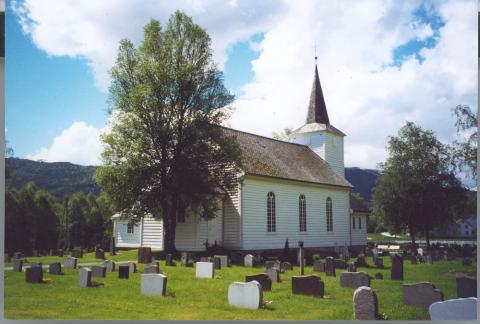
112;63;369;253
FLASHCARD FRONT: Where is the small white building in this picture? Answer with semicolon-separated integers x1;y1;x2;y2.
112;63;369;252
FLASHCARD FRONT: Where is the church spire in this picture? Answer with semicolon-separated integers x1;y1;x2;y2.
306;62;330;125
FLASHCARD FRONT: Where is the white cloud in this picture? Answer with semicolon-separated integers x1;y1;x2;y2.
26;122;104;166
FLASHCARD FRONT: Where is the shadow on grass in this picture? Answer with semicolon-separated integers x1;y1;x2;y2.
166;291;176;298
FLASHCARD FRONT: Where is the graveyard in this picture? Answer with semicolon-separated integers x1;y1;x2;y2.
4;249;476;320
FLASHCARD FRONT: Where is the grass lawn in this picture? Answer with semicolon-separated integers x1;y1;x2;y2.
4;251;476;320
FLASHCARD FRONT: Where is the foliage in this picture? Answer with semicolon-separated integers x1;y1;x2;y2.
272;128;293;141
95;12;241;253
372;122;468;249
451;104;477;179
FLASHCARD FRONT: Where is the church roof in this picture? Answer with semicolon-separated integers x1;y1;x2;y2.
306;64;329;124
222;127;352;188
294;122;346;136
349;194;370;213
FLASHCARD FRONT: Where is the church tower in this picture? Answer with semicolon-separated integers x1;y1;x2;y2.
291;63;345;177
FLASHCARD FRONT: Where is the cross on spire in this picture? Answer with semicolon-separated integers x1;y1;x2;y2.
312;41;319;61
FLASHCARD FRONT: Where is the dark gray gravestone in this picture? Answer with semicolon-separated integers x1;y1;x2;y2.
456;276;477;298
245;273;272;291
391;254;403;280
30;262;43;268
118;265;129;279
103;260;115;272
340;272;370;289
375;272;383;280
356;254;366;267
95;249;105;260
325;257;336;277
138;247;152;264
143;265;160;274
213;257;222;270
180;252;189;267
334;259;347;269
410;254;418;264
91;265;107;278
78;267;92;288
109;237;116;256
13;259;23;272
165;254;175;266
25;266;43;283
403;282;443;307
13;252;23;260
72;248;83;258
49;262;62;275
292;275;324;298
128;262;137;273
313;259;325;272
347;263;357;272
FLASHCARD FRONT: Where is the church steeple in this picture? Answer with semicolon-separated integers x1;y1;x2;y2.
306;64;329;125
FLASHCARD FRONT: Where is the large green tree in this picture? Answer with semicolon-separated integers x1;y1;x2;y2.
451;104;477;179
95;12;241;253
372;122;467;250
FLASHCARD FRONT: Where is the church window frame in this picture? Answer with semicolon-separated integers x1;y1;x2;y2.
299;194;307;232
326;197;333;232
352;215;356;229
127;223;134;234
358;216;362;229
267;192;276;232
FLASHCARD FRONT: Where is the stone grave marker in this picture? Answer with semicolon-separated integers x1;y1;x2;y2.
138;247;152;264
78;267;92;288
128;262;137;273
340;272;370;289
403;282;444;307
13;252;23;260
64;257;78;269
72;248;83;258
213;257;222;270
410;254;418;264
49;262;62;275
95;249;105;260
429;297;477;320
244;254;254;267
281;261;292;272
91;265;107;278
347;263;357;272
375;272;383;280
426;254;433;264
109;237;116;256
195;262;214;279
292;275;324;298
25;266;43;283
143;264;160;274
165;254;175;266
391;254;403;280
353;286;379;320
266;268;280;283
265;260;276;270
227;281;263;309
30;262;43;268
118;264;130;279
334;259;347;269
356;254;366;267
13;259;23;272
456;275;477;298
213;255;230;268
245;273;272;291
141;273;167;296
103;260;115;272
325;257;336;277
181;252;189;267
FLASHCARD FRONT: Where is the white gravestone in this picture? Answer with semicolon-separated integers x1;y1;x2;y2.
228;281;263;309
244;254;254;267
429;297;477;320
78;267;92;288
213;255;229;268
196;262;214;279
417;248;423;256
141;273;167;296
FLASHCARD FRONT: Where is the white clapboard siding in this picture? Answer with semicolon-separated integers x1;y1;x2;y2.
351;213;368;246
115;220;142;247
223;184;242;249
324;133;344;177
141;216;164;249
241;175;350;250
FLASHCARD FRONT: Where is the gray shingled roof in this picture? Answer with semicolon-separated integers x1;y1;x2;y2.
222;127;352;188
307;64;330;124
350;194;370;213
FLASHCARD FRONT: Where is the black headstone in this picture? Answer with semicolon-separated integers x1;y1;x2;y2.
325;257;336;277
213;257;222;270
165;254;175;266
292;275;324;298
109;237;116;256
391;254;403;280
245;273;272;291
49;262;62;275
95;249;105;260
26;266;43;283
456;276;477;298
138;247;152;264
91;265;107;278
72;248;83;258
118;265;129;279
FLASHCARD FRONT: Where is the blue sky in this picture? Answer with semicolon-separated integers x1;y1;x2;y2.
6;0;477;181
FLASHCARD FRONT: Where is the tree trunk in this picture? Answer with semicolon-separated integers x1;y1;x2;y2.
162;198;178;254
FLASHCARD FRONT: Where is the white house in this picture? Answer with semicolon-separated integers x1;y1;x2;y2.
112;63;369;253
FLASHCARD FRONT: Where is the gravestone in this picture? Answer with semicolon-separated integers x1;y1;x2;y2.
374;257;384;268
417;247;423;256
426;254;433;264
347;263;357;272
181;252;189;267
266;268;280;283
391;254;403;280
245;273;272;291
356;254;366;267
103;260;115;272
462;257;472;266
109;237;116;256
78;267;92;288
118;264;130;279
165;254;175;266
325;257;336;277
213;255;230;268
244;254;254;267
128;262;137;274
141;273;167;296
64;257;78;269
13;252;23;260
49;262;62;275
143;264;160;274
375;272;383;280
138;247;152;264
265;260;276;270
95;249;105;260
281;261;292;271
353;286;379;320
334;259;347;269
410;254;418;264
195;262;214;279
30;262;43;268
200;256;212;262
291;275;324;298
340;272;370;289
49;249;54;256
72;248;83;258
456;275;477;298
429;297;478;320
403;282;444;307
13;259;23;272
213;257;222;270
4;253;10;263
91;265;107;278
228;281;263;309
25;266;43;283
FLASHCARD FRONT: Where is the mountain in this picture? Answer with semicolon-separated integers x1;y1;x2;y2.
6;158;380;203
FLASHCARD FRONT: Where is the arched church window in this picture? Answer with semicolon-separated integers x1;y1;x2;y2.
267;192;276;232
326;197;333;232
299;194;307;232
